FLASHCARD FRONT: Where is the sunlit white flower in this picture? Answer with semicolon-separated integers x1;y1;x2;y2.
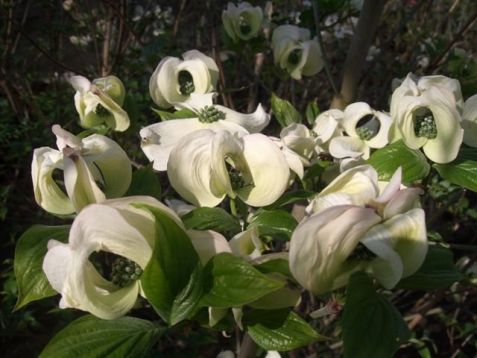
229;226;264;259
42;196;181;319
329;102;392;160
167;129;290;207
32;125;131;215
462;94;477;147
312;109;344;152
222;2;263;42
140;93;270;171
70;75;129;131
149;50;219;108
271;24;323;80
290;165;427;294
390;73;464;163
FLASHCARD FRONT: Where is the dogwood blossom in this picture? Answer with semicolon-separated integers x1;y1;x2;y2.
290;165;427;295
32;125;131;215
149;50;219;108
271;24;323;80
222;2;263;42
70;75;130;131
462;94;477;147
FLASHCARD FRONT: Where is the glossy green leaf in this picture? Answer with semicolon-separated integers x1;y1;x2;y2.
271;93;302;127
152;108;196;121
254;258;294;280
40;315;162;358
434;147;477;192
244;309;326;351
250;209;298;241
182;207;241;236
397;245;464;290
14;225;70;310
305;101;320;126
342;272;411;358
265;190;314;209
126;165;161;200
367;140;430;183
201;253;284;308
136;204;201;324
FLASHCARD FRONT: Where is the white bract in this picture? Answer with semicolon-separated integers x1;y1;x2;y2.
71;75;130;131
329;102;392;160
290;165;427;295
390;73;464;163
271;24;323;80
167;129;290;207
312;109;344;152
462;94;477;147
42;196;180;319
140;93;270;171
222;2;263;42
32;125;131;215
149;50;219;108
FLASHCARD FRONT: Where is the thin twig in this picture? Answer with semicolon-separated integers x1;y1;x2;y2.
312;0;339;96
428;11;477;73
101;6;114;76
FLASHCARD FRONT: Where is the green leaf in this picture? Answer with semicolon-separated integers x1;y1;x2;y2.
367;140;430;183
250;210;298;241
265;190;314;209
254;258;294;280
182;207;241;236
152;107;196;121
271;93;302;127
14;225;70;310
434;146;477;192
126;165;161;200
201;253;284;308
305;101;320;126
342;272;411;358
244;309;326;351
397;245;464;290
136;204;201;324
40;315;162;358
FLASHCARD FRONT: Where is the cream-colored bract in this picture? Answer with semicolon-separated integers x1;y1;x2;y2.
329;102;392;160
140;93;270;171
71;75;130;132
390;73;464;163
167;130;290;207
290;165;427;295
42;196;180;320
149;50;219;108
462;94;477;147
222;2;263;42
32;125;131;215
271;24;324;80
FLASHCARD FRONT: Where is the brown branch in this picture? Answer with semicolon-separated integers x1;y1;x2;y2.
330;0;386;109
428;10;477;73
101;7;114;76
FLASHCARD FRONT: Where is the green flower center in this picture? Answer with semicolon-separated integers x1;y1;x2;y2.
239;15;252;35
414;108;437;139
111;257;143;288
356;114;380;141
95;104;110;117
178;70;195;95
198;106;225;123
347;243;376;261
288;49;302;66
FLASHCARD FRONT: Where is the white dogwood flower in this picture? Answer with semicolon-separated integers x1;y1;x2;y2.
167;129;289;207
271;24;323;80
462;94;477;147
140;93;270;171
390;73;464;163
70;75;130;131
290;165;427;295
329;102;392;160
312;109;344;152
222;2;263;42
32;125;131;215
149;50;219;108
42;196;181;319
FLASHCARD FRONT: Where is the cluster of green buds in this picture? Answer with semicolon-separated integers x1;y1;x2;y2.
198;106;225;123
178;70;195;95
111;257;143;288
414;111;438;139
